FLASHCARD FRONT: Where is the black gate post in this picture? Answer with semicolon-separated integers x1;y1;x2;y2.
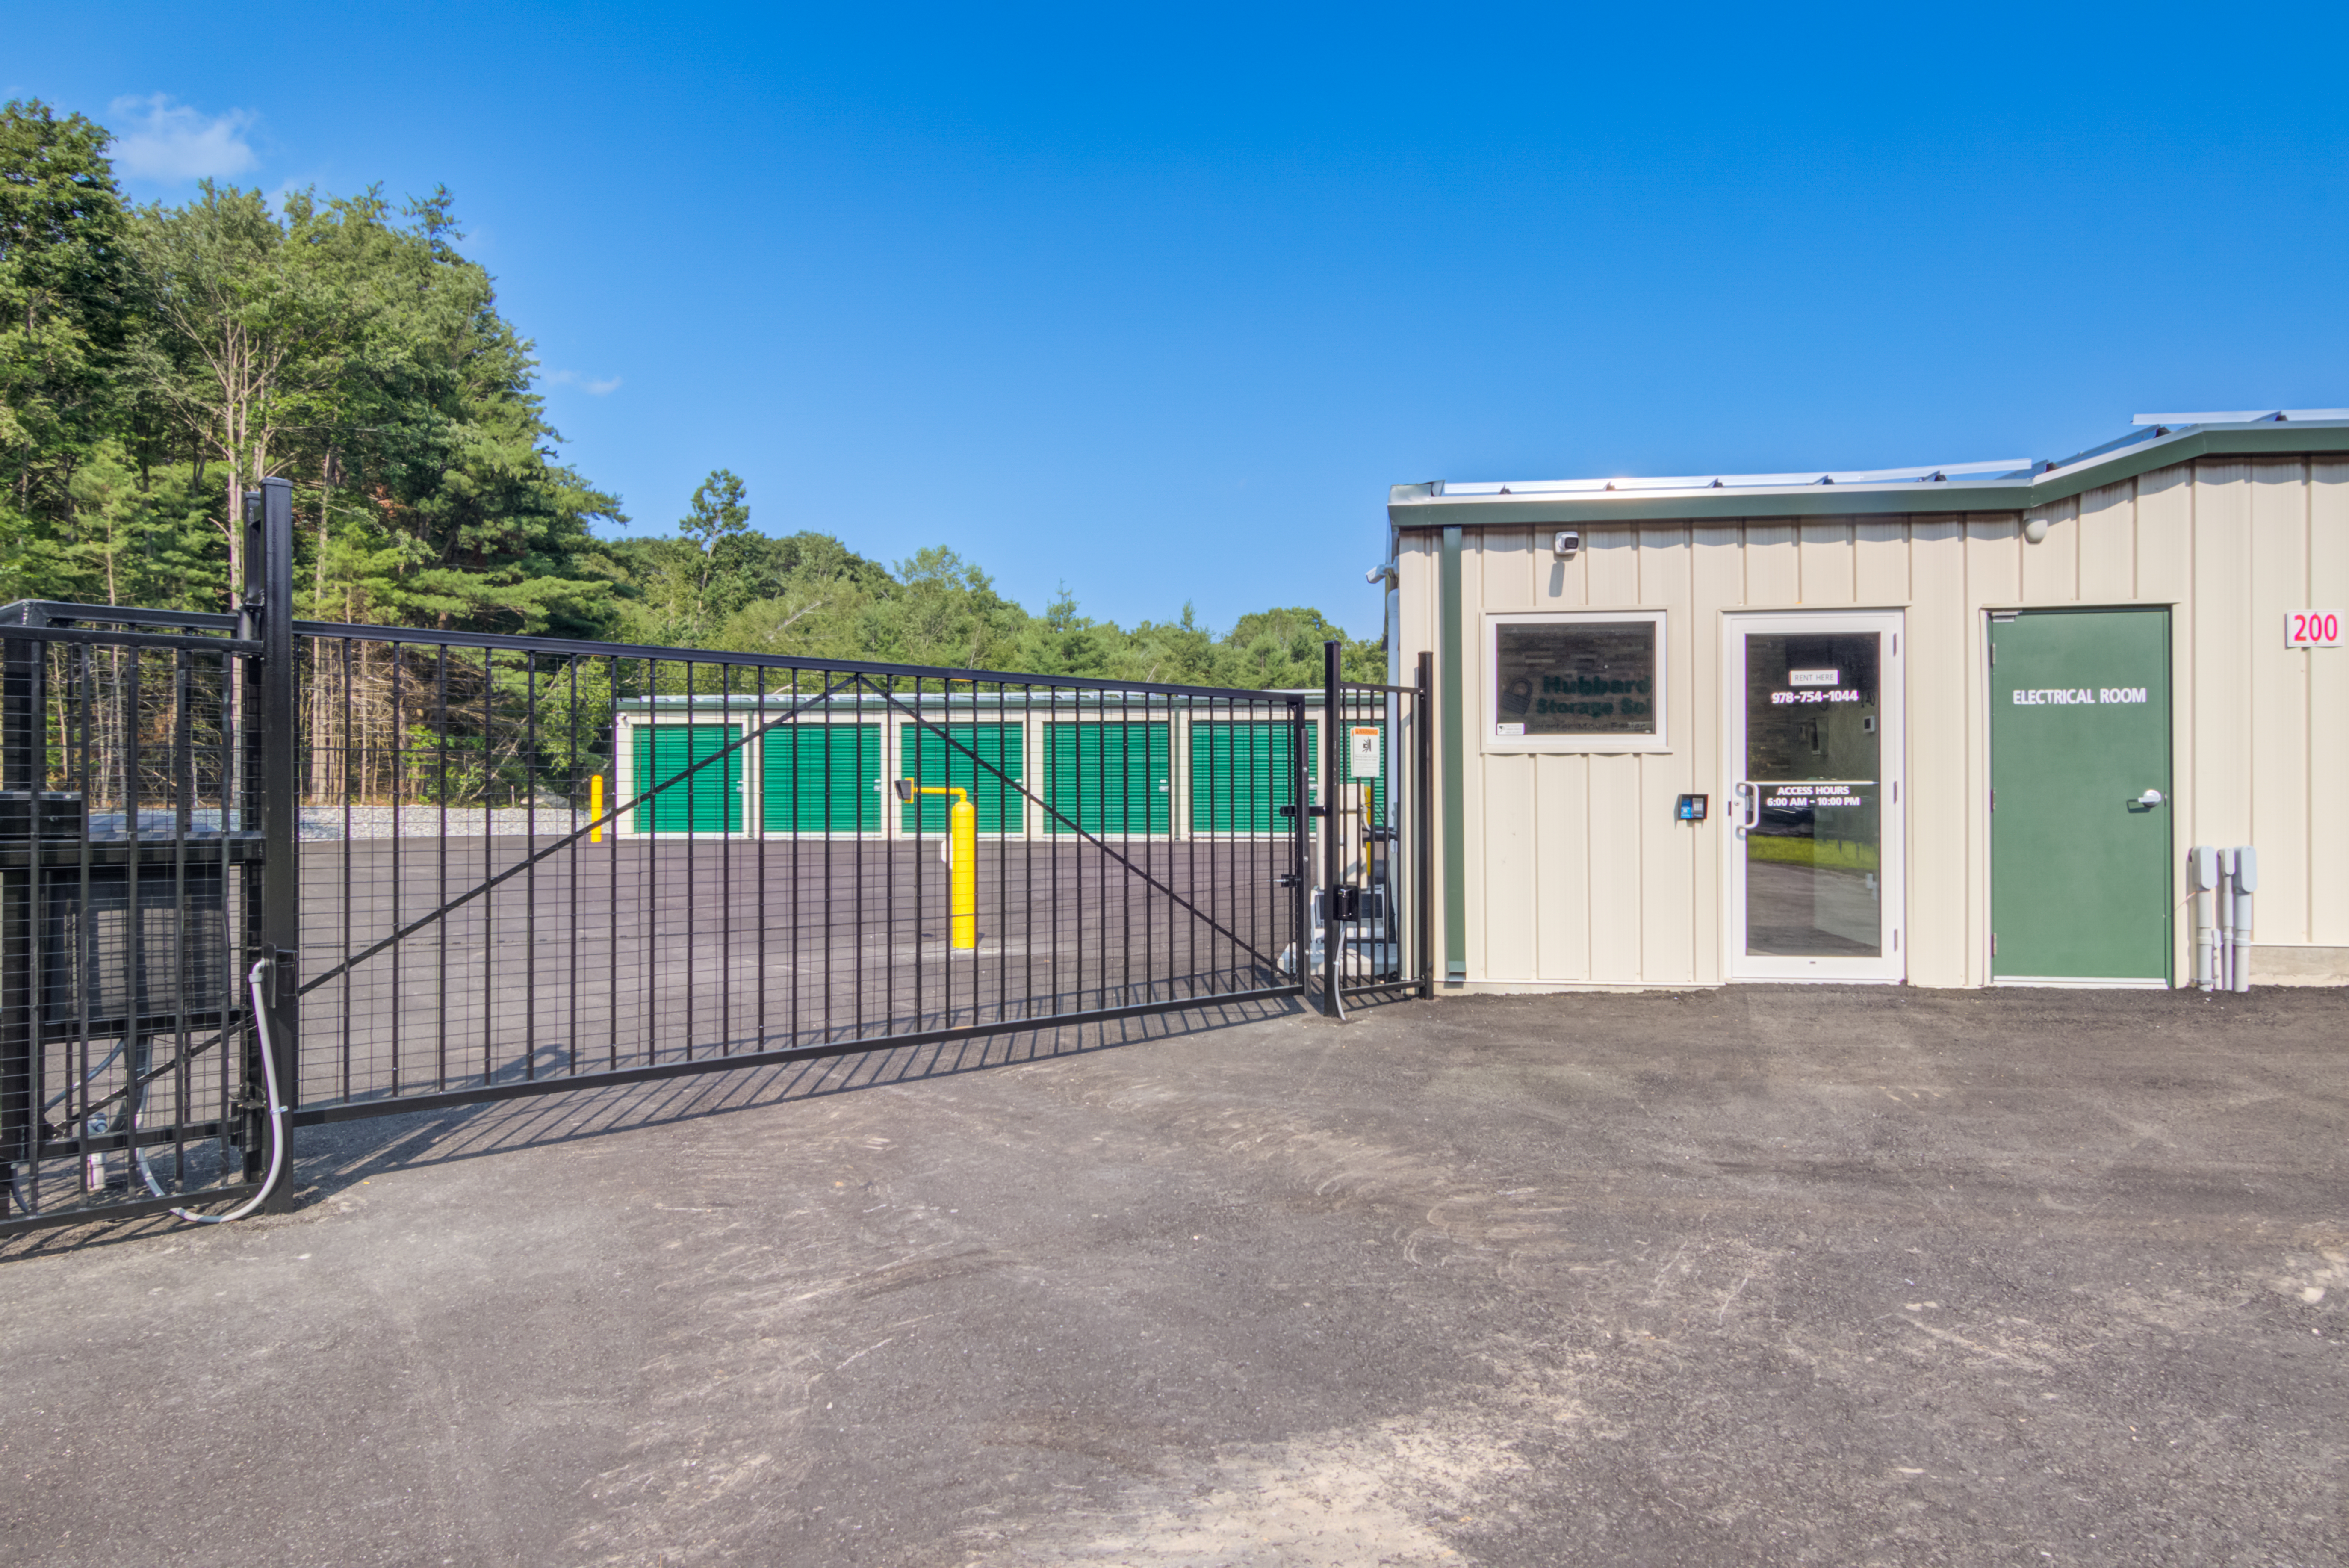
1285;694;1310;1004
0;608;45;1214
1321;638;1343;1019
253;477;299;1209
1415;650;1434;1000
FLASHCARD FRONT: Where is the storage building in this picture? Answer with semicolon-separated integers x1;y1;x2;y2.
1383;409;2349;990
611;691;1380;843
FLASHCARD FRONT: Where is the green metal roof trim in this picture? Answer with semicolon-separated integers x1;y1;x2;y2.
1387;416;2349;528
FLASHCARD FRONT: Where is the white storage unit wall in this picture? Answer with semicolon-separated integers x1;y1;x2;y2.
1389;414;2349;991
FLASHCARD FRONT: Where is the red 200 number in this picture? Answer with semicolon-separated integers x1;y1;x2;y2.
2286;610;2342;648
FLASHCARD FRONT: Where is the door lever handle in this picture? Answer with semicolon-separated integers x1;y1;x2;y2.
2131;788;2165;807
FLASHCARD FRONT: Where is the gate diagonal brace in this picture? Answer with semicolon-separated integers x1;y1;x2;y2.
863;676;1278;971
292;672;869;998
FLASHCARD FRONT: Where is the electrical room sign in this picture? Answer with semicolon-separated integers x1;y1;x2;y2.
1349;727;1381;778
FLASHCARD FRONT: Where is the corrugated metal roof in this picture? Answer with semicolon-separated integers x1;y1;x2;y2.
1390;410;2349;527
2131;408;2349;425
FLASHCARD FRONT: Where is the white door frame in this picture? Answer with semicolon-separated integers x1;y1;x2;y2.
1721;609;1906;983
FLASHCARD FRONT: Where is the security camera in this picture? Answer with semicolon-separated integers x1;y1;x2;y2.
1553;530;1580;558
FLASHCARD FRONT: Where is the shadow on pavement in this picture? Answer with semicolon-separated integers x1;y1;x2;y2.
0;992;1304;1262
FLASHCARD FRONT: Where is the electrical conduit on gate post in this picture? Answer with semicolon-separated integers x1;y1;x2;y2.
895;779;976;951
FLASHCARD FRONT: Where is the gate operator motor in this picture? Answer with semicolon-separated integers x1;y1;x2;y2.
2;729;244;1204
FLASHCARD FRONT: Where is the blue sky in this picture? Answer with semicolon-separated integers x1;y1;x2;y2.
12;2;2348;637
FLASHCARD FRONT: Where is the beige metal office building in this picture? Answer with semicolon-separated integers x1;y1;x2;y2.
1384;410;2349;991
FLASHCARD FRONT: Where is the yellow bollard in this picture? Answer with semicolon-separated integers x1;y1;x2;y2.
895;780;977;951
948;790;976;951
590;774;604;843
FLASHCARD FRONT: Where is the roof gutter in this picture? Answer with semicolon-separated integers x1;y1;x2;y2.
1386;419;2349;529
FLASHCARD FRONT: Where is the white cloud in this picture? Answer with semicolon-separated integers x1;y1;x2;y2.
546;369;623;396
108;94;258;182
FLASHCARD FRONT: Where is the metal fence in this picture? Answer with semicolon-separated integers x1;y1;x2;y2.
285;628;1317;1121
1318;647;1433;1018
0;613;268;1228
2;478;1429;1236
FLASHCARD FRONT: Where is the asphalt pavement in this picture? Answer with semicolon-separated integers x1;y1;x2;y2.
1;982;2343;1567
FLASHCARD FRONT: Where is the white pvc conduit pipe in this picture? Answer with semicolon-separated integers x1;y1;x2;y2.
2189;845;2256;994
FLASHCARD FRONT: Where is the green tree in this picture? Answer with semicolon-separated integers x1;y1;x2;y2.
287;188;621;636
1018;584;1117;676
127;181;354;604
1212;606;1383;688
705;530;895;658
866;545;1030;669
0;99;137;599
1110;603;1219;685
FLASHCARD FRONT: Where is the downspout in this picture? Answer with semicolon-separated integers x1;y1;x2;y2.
1440;524;1465;983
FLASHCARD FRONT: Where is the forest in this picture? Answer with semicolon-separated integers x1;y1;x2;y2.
0;98;1384;692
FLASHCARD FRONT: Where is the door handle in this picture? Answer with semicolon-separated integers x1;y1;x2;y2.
2131;789;2165;807
1733;782;1760;831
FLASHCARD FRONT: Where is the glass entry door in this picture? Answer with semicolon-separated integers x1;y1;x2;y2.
1724;611;1905;981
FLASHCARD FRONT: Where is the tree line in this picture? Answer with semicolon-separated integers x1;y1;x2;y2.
0;98;1383;690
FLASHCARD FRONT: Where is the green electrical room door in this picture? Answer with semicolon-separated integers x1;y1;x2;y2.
1989;608;2172;984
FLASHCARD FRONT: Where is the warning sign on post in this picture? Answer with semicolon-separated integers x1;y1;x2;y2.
1350;727;1381;779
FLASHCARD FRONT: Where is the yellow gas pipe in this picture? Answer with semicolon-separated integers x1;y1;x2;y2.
895;780;977;951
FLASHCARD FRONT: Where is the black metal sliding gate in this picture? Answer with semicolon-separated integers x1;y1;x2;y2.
3;483;1428;1236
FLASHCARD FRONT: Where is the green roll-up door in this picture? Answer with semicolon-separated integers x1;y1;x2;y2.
1187;720;1312;834
900;723;1024;834
1045;722;1171;835
632;723;743;834
763;723;880;834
